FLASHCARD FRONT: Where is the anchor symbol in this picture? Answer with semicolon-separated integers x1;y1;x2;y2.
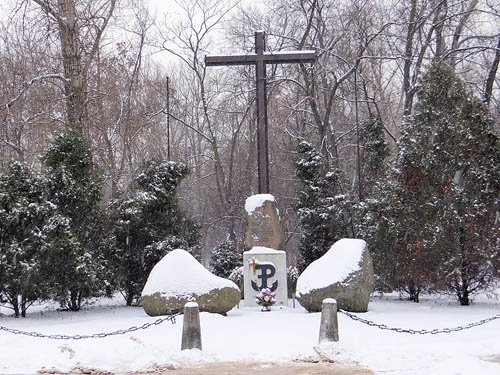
251;263;278;292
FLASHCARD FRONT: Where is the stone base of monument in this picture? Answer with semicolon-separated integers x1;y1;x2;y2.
243;247;287;308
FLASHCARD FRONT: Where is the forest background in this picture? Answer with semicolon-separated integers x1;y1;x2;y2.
1;0;499;315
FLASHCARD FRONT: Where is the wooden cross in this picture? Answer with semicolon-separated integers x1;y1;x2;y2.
205;31;316;194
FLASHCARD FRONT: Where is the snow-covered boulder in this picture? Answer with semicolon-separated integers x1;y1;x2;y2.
296;239;374;312
141;249;241;316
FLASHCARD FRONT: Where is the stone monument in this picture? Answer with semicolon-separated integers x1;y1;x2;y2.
244;194;284;251
243;194;287;308
243;247;287;307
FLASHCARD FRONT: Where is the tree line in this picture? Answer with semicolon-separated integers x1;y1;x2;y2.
0;131;199;317
296;61;500;305
0;0;499;312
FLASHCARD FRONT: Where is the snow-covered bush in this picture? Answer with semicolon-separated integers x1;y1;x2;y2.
210;237;242;278
294;140;355;272
0;161;54;317
112;158;201;306
43;131;112;311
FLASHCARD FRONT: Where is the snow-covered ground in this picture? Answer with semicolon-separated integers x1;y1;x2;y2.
1;292;499;374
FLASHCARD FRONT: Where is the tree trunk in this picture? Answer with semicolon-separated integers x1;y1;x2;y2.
10;294;20;318
32;0;116;134
68;289;81;311
458;266;470;306
408;282;420;303
484;35;500;105
57;0;87;133
458;289;470;306
402;0;418;115
124;284;134;306
21;296;27;318
433;0;448;59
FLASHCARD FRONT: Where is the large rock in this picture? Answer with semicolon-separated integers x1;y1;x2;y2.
296;239;374;312
244;194;284;251
141;249;241;316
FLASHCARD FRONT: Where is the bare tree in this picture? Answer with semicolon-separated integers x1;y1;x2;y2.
153;0;258;258
0;11;63;166
90;2;158;200
29;0;116;134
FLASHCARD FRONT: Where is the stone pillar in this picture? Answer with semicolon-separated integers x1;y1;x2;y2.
181;302;202;350
243;247;287;307
244;194;284;251
319;298;339;343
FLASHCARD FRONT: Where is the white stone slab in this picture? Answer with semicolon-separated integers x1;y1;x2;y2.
243;247;287;307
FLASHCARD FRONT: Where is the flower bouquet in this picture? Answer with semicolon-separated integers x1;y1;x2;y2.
229;266;244;298
255;288;276;312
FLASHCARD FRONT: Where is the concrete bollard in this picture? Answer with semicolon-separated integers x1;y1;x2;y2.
319;298;339;344
181;302;202;350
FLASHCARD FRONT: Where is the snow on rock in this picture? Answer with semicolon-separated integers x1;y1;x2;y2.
141;249;233;296
141;249;240;316
296;239;374;312
297;239;366;293
244;194;276;214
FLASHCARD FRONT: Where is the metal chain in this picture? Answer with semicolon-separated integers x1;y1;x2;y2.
0;313;180;340
339;309;500;335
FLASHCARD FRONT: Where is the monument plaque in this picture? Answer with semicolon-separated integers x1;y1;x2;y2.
243;247;287;307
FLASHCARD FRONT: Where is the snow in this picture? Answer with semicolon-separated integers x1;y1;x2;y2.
1;292;500;374
244;194;275;214
141;249;238;297
245;246;285;255
296;239;366;295
323;298;337;304
184;302;198;308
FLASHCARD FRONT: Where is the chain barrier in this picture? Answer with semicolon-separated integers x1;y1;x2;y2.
339;309;500;335
0;313;180;340
4;308;499;339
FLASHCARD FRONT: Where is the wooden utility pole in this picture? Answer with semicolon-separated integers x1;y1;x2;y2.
166;76;171;161
206;31;316;194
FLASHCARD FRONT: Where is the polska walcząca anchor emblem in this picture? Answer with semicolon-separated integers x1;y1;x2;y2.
249;258;278;292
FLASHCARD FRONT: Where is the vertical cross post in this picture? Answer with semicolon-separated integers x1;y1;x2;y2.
254;31;269;194
205;31;316;193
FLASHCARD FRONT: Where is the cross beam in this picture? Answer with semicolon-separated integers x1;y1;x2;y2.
206;31;316;194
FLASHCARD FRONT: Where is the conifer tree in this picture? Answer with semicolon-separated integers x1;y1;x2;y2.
43;131;111;311
113;159;201;305
365;61;500;303
422;63;500;305
295;140;355;272
359;116;390;197
0;162;54;317
210;237;241;278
